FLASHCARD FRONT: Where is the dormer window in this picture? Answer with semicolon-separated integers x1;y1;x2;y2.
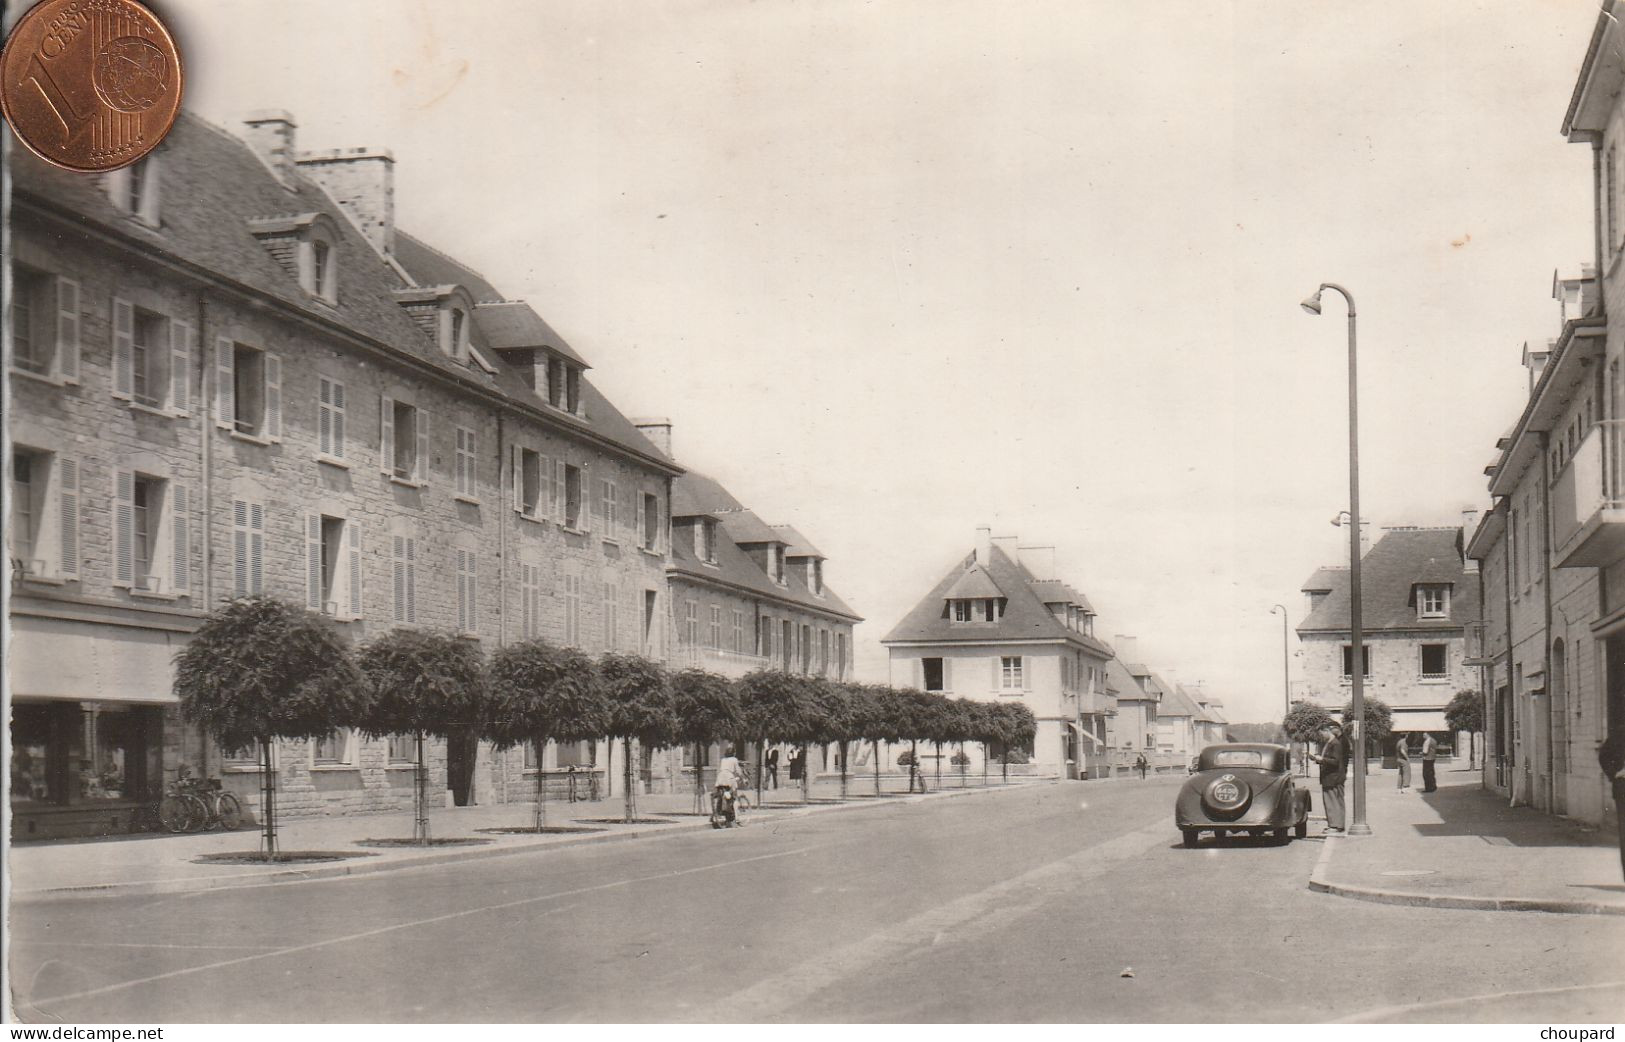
310;239;335;302
693;519;717;564
949;598;1004;623
107;159;161;226
444;305;469;362
768;545;786;584
807;558;823;596
1416;584;1450;620
249;212;341;304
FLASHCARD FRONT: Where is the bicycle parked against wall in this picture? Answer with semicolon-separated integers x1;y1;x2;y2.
156;767;243;833
564;764;601;803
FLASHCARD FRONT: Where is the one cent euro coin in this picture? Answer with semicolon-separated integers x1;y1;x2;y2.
1;0;182;172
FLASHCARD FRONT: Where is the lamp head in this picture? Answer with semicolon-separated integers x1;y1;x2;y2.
1330;512;1346;527
1300;291;1323;316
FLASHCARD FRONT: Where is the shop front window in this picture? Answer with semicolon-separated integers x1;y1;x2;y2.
10;701;154;806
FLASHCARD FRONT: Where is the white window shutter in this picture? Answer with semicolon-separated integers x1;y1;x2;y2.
380;397;395;475
538;455;552;520
554;460;565;521
233;500;249;597
511;445;522;513
169;319;192;414
346;521;362;618
112;298;134;398
265;354;282;440
318;378;333;455
250;503;265;595
520;564;531;637
57;457;80;578
306;513;323;610
331;381;346;457
635;491;646;546
114;470;134;586
943;656;952;692
415;408;430;483
392;535;405;622
580;464;591;533
214;336;234;428
56;277;80;383
405;537;417;624
171;484;190;594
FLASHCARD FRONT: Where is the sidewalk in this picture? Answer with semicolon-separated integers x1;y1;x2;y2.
6;775;1042;900
1309;765;1625;915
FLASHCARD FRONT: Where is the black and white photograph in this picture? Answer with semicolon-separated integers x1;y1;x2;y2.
3;0;1624;1027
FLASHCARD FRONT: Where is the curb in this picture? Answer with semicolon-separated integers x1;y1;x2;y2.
1307;832;1625;917
13;779;1046;901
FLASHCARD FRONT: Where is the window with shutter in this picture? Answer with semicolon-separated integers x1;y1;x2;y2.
214;336;234;427
346;521;363;619
113;299;135;399
114;470;135;586
57;455;79;579
318;377;346;459
170;484;190;594
306;514;324;610
170;319;193;415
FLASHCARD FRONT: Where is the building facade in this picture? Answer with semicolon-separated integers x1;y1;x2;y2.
7;110;684;839
1295;527;1481;753
882;528;1115;779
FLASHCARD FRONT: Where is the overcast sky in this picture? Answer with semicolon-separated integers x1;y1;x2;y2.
164;0;1597;723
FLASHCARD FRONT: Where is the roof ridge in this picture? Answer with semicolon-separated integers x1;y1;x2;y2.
396;228;504;299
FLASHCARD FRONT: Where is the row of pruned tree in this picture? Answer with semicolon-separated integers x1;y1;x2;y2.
174;598;1036;855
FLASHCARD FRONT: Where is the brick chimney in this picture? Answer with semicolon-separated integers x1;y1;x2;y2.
634;418;673;459
241;109;298;188
296;147;396;257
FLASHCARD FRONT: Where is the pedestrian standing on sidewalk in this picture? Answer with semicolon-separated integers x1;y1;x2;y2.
1421;733;1438;792
1135;754;1148;780
1394;736;1411;793
766;746;780;790
1598;730;1625;882
1309;721;1349;833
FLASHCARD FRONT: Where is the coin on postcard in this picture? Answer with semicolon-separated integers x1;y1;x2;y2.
1;0;182;171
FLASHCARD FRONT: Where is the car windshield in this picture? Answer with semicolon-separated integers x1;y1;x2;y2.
1209;750;1266;769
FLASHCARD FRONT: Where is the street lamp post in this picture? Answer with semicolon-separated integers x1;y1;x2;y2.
1302;283;1370;836
1270;604;1295;773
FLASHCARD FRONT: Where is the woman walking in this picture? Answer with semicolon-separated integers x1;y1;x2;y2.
1394;737;1411;793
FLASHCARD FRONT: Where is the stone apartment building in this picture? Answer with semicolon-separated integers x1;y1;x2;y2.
1295;527;1481;753
7;110;683;839
639;428;863;777
1457;0;1625;830
882;528;1116;779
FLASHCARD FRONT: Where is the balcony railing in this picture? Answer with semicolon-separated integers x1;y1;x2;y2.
1553;420;1625;568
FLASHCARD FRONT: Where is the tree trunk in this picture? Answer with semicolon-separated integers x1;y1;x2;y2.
694;740;706;814
958;741;967;788
982;742;989;787
756;736;765;806
910;739;922;793
260;733;277;857
414;730;430;845
934;740;943;788
801;742;810;804
874;739;882;796
838;740;849;799
623;736;637;822
1001;741;1008;784
534;737;548;830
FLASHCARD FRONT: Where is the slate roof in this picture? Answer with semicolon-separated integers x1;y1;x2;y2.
667;472;861;622
470;300;590;368
1159;683;1205;719
718;510;782;546
1107;657;1154;702
10;112;673;474
945;566;1003;600
772;525;824;559
1297;528;1480;634
671;472;745;518
1301;568;1345;593
881;544;1113;656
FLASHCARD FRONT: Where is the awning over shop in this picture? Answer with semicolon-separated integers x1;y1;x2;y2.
1391;709;1450;732
9;616;183;704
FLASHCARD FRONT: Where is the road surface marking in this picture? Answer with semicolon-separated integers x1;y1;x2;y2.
717;820;1171;1020
19;940;285;951
1336;978;1625;1023
26;846;809;1012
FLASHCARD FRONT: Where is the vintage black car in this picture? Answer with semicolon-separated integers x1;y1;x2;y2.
1175;742;1311;847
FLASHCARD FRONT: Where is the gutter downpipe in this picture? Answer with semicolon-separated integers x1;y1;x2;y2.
1477;561;1488;791
198;290;212;777
1503;506;1516;805
496;410;507;807
1540;431;1556;814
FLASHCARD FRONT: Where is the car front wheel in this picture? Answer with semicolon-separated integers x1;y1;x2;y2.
1295;818;1308;839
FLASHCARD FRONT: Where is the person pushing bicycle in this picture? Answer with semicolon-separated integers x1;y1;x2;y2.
713;746;746;827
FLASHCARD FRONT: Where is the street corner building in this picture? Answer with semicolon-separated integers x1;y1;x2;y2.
4;108;855;840
1294;525;1482;756
879;526;1121;780
1460;0;1625;831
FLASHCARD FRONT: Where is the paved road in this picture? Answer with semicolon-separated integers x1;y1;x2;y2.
9;780;1623;1022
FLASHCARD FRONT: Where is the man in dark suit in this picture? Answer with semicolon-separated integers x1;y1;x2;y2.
1600;731;1625;882
1310;721;1350;833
